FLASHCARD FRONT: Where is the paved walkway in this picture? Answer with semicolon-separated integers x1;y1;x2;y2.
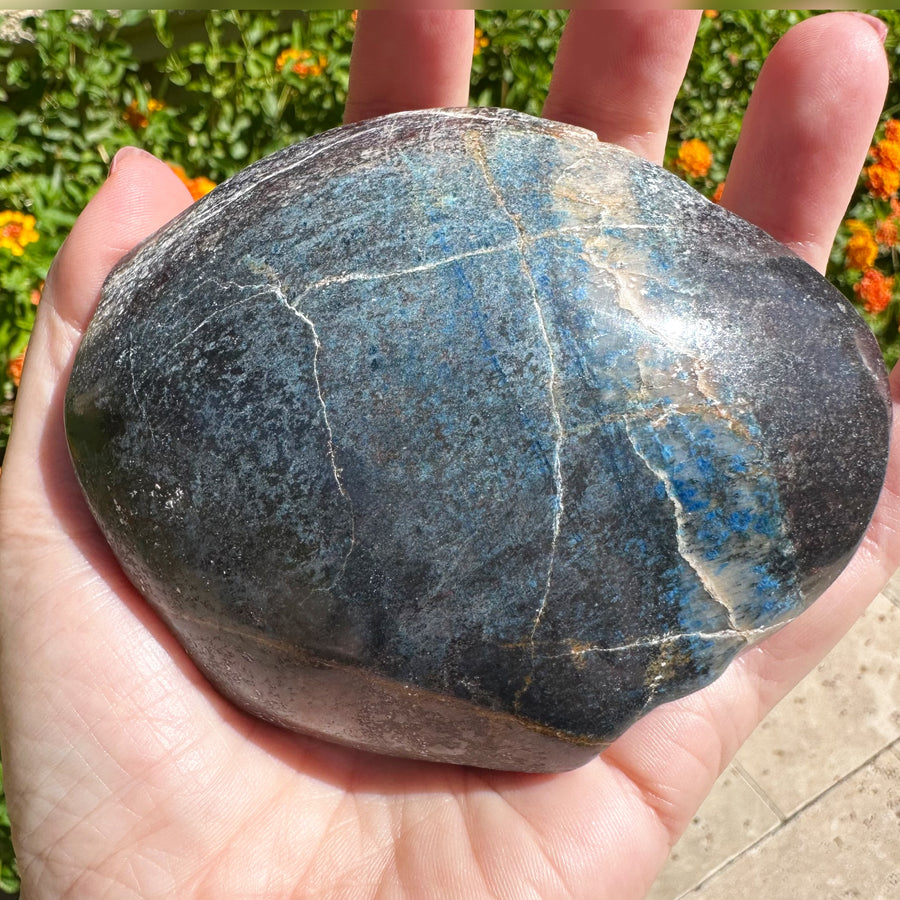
649;567;900;899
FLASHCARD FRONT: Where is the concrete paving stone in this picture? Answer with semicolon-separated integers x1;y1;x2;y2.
880;572;900;610
732;591;900;816
648;576;900;899
680;745;900;900
647;763;781;900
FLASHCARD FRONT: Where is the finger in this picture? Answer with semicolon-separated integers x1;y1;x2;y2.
721;12;888;272
344;10;474;125
0;149;191;529
543;10;701;163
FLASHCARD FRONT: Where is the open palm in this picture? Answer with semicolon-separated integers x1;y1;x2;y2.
1;12;897;899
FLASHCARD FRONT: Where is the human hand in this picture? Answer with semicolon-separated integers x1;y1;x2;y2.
0;11;895;899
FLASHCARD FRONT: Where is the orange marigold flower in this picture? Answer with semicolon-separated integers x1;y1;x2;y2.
711;182;725;204
703;9;719;17
276;48;302;72
187;176;216;201
277;48;325;77
123;98;164;129
675;138;713;179
854;267;894;314
301;55;327;77
873;138;900;171
875;218;899;247
473;26;489;56
866;162;900;200
0;210;39;256
123;101;147;129
167;163;217;202
885;119;900;142
845;221;879;270
7;346;26;387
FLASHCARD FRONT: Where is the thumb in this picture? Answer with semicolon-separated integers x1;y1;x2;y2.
28;147;191;377
0;148;192;516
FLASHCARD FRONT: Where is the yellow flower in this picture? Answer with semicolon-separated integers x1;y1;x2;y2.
844;220;878;270
276;48;302;72
473;27;489;56
0;210;39;256
703;10;719;18
675;138;713;179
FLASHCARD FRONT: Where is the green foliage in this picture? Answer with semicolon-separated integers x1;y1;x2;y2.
669;10;816;188
471;10;567;113
825;6;900;372
146;10;356;181
0;757;18;895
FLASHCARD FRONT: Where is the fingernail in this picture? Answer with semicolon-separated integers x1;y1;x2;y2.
108;145;156;176
851;12;887;44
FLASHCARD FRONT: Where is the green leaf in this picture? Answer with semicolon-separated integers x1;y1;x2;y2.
0;109;15;142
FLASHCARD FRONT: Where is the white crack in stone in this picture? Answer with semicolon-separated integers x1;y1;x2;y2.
290;241;520;305
464;130;565;650
265;279;357;587
154;284;264;366
600;258;743;631
623;405;740;633
555;618;783;659
289;224;609;309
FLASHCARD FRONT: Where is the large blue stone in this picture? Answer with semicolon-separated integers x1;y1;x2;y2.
65;108;891;771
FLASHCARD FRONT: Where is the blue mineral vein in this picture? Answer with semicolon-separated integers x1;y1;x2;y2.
586;224;802;637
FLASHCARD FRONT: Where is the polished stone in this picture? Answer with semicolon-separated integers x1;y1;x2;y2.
65;108;891;772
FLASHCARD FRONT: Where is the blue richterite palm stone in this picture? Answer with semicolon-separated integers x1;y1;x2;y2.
65;108;891;771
